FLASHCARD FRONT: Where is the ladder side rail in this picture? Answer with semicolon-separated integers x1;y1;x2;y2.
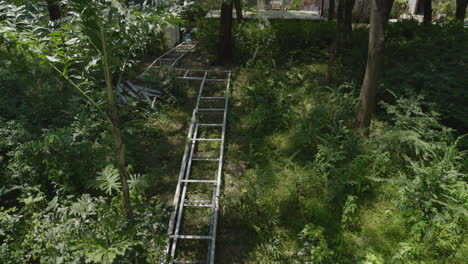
170;124;201;259
164;107;198;262
140;41;194;78
208;72;231;264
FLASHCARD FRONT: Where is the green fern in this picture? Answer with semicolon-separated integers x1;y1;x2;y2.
95;165;121;196
128;172;149;192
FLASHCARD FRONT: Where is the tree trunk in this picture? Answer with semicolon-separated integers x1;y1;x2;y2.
234;0;243;22
456;0;467;20
46;0;61;21
327;0;344;83
354;0;395;135
110;108;133;218
336;0;345;41
423;0;432;25
321;0;325;16
344;0;356;42
219;1;234;65
336;0;355;45
329;0;335;20
327;0;355;83
101;30;133;218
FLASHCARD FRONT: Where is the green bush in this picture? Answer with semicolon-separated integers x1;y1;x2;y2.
383;20;468;133
195;18;335;64
340;20;468;133
225;55;467;262
0;194;168;263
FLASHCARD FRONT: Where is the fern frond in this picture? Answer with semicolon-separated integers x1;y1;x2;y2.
128;173;149;192
95;165;121;196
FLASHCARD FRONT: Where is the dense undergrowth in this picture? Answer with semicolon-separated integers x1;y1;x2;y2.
221;64;467;263
197;18;468;134
1;1;467;263
196;18;467;263
0;1;184;262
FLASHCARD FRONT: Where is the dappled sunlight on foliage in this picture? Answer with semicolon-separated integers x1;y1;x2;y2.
1;1;467;263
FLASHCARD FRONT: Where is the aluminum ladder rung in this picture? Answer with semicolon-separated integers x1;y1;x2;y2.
171;235;213;240
200;97;227;100
193;154;219;158
197;108;225;111
184;203;213;208
196;123;223;127
180;179;217;183
205;78;229;82
184;199;213;207
190;138;222;141
177;69;231;73
178;77;228;81
185;199;212;203
191;158;220;161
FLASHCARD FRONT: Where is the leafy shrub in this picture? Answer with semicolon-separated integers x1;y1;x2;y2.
235;19;278;66
342;20;468;133
227;54;466;262
0;193;168;263
196;18;335;64
296;224;334;263
0;2;178;263
269;19;335;61
194;18;220;62
390;0;410;19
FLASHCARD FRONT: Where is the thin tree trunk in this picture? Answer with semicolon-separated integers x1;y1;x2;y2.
219;1;234;65
327;0;354;83
336;0;345;41
46;0;61;21
423;0;432;25
344;0;356;42
334;0;355;44
456;0;467;20
101;30;133;218
110;109;133;218
354;0;395;135
234;0;243;22
321;0;325;16
329;0;335;20
327;0;344;83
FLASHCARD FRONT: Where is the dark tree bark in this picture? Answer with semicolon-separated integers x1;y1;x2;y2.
321;0;326;17
327;0;344;83
344;0;356;39
327;0;355;83
46;0;61;21
423;0;432;24
456;0;467;20
354;0;395;135
219;1;234;65
110;110;133;218
336;0;345;39
336;0;355;45
234;0;243;22
329;0;335;20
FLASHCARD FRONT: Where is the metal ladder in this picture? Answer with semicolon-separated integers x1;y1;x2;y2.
164;69;231;263
140;40;196;78
142;41;230;263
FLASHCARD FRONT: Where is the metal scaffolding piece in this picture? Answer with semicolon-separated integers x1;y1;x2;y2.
142;41;231;263
140;40;196;78
164;70;231;264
